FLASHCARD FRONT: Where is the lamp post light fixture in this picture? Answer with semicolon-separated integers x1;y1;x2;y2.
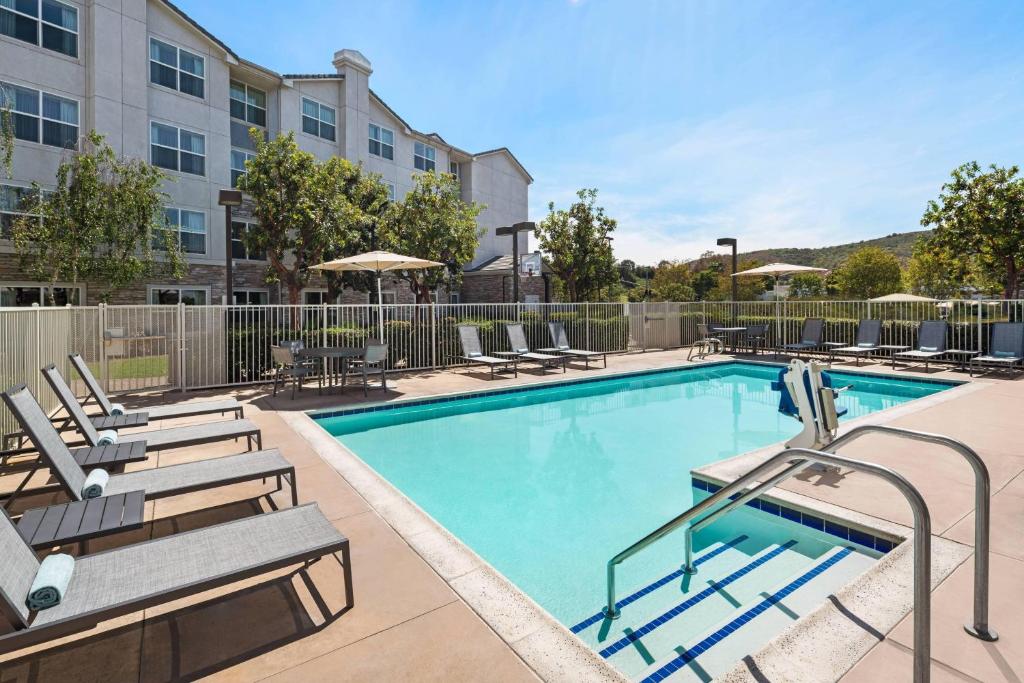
218;189;243;305
717;237;738;301
495;221;537;303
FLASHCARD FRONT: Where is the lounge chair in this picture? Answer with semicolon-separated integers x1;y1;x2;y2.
271;345;322;400
539;321;608;368
505;324;566;373
688;323;723;361
0;502;350;653
781;318;825;357
741;324;769;355
456;326;518;379
829;319;882;366
69;353;243;421
970;322;1024;376
42;365;263;453
892;320;948;370
349;340;389;396
1;384;297;510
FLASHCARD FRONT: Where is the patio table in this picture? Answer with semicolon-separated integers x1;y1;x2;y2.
16;490;146;549
944;349;979;372
711;326;747;353
297;347;364;392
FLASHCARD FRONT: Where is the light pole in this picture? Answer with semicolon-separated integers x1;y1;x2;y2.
717;237;737;301
495;221;536;303
218;189;243;305
600;235;614;301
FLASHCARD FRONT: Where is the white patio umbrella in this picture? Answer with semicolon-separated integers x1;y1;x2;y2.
731;263;828;345
311;251;444;340
868;293;936;303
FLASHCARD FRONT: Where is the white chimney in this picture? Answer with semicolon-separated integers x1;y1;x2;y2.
332;49;372;76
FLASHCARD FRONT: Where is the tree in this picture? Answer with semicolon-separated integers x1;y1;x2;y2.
649;260;695;301
380;171;483;303
789;272;826;298
903;239;971;298
239;131;350;304
831;246;903;299
715;259;768;300
535;188;617;301
11;131;184;302
922;162;1024;299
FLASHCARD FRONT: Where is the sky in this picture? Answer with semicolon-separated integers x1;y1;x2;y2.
177;0;1024;265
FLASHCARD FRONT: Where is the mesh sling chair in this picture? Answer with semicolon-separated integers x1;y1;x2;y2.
349;340;389;396
1;384;298;511
539;321;608;369
505;324;566;373
970;322;1024;377
456;326;518;379
782;318;825;358
42;365;263;453
0;503;351;654
892;320;949;371
830;319;882;366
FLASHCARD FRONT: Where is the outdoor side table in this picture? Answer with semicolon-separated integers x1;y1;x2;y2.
72;441;148;469
879;344;911;368
89;412;149;430
16;491;146;549
944;349;979;372
822;342;846;364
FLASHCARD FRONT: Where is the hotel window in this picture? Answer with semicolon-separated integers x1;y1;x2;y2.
150;122;205;176
0;81;78;149
229;80;266;127
149;38;205;98
0;283;82;306
231;220;265;261
148;286;208;305
413;142;435;172
1;0;77;58
230;148;255;188
1;183;40;238
232;289;268;305
301;98;335;141
368;123;394;160
160;207;206;254
383;182;396;202
380;291;397;305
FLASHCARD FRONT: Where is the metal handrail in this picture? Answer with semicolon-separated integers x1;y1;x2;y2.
603;447;934;683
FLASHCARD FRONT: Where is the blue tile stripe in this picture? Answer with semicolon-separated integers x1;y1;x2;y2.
692;478;898;554
640;546;855;683
309;359;958;420
598;540;798;658
569;535;750;634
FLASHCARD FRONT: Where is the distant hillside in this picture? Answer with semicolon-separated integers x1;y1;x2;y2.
735;230;931;269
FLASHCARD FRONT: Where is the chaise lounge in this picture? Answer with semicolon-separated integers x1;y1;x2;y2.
829;319;882;365
539;321;608;369
456;326;518;379
970;322;1024;376
892;320;949;371
505;324;566;373
781;318;825;358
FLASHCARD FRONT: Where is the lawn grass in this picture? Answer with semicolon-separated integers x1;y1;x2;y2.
87;355;169;381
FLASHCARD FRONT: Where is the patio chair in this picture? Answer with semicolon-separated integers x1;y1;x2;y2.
829;320;882;366
456;326;518;379
1;384;298;511
0;502;351;654
687;323;724;361
970;322;1024;377
539;321;608;368
505;324;566;373
68;353;243;422
892;320;948;370
271;345;321;400
741;324;769;355
781;318;825;357
350;340;389;396
41;366;264;453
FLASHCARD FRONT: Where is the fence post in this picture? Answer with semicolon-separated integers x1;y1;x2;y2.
97;303;108;394
641;301;647;352
177;302;186;391
431;302;437;369
33;304;41;398
977;301;983;353
585;302;591;352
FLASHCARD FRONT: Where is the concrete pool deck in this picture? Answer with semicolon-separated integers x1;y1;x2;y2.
0;349;1020;682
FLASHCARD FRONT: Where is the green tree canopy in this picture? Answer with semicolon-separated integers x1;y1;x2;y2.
788;272;827;298
535;188;617;301
380;171;483;303
649;260;696;301
11;131;184;302
903;239;971;298
831;246;903;299
921;162;1024;299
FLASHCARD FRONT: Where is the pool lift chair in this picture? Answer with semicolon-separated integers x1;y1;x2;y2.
779;359;850;472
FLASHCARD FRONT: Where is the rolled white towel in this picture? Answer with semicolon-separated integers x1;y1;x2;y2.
96;429;118;446
27;553;75;611
109;402;126;416
81;468;109;499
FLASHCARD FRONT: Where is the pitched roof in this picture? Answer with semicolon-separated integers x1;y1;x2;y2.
282;74;345;81
473;147;533;182
464;254;550;275
158;0;238;60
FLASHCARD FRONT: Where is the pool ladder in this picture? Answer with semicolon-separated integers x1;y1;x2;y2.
601;425;998;683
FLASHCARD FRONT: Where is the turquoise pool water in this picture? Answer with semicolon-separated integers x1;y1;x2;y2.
313;362;952;640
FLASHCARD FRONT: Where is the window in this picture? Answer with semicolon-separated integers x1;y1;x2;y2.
0;282;81;306
380;291;397;305
449;292;461;304
414;142;435;172
232;289;268;305
0;81;78;149
230;148;255;188
148;286;208;305
149;38;204;98
301;98;335;141
150;122;205;176
1;0;77;57
302;289;337;305
229;80;266;127
383;182;396;202
1;183;38;238
368;123;394;160
449;161;460;179
160;207;206;254
231;220;265;261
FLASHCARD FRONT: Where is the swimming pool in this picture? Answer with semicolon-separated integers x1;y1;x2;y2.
313;362;955;680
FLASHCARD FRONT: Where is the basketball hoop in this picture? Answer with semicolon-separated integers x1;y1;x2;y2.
520;252;542;278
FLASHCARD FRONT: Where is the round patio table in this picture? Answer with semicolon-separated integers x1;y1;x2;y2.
711;326;747;353
297;347;364;392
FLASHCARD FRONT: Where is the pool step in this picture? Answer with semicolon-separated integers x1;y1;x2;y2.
635;545;877;682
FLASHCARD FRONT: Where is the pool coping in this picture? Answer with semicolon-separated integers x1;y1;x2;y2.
289;362;982;682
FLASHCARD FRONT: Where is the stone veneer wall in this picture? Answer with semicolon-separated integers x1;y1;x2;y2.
460;273;549;303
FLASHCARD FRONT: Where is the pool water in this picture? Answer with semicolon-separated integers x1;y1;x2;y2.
314;362;952;680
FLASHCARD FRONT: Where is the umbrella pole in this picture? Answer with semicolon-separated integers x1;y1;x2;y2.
377;273;384;342
775;276;782;353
